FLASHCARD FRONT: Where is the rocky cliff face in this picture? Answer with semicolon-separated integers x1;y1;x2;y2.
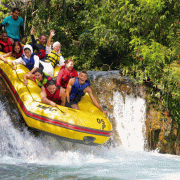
89;71;176;154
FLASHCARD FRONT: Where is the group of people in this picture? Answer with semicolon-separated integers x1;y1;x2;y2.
0;8;107;115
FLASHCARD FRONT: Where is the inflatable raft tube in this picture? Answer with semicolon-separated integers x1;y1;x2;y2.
0;52;112;145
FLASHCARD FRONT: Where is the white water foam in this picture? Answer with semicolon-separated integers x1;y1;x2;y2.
113;91;146;151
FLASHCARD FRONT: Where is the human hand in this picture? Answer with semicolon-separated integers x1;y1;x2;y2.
50;101;57;107
50;30;55;37
102;110;108;116
3;58;8;63
30;27;34;35
12;62;16;70
24;80;28;86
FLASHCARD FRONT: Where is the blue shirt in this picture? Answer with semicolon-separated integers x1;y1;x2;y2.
2;16;24;39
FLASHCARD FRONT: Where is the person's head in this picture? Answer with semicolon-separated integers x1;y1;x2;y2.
1;31;8;42
66;59;74;71
38;34;47;45
78;71;88;85
34;68;44;82
13;41;22;54
12;8;20;20
23;44;33;58
53;41;61;53
46;79;57;94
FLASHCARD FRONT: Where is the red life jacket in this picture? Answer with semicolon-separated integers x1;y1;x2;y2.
37;49;46;59
56;68;78;88
0;38;13;53
45;86;61;105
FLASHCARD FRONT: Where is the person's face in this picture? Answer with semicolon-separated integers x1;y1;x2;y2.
78;73;87;85
35;72;43;82
24;49;32;58
14;45;20;53
12;10;20;20
2;33;8;42
66;61;74;71
39;35;47;45
47;85;57;94
54;44;61;53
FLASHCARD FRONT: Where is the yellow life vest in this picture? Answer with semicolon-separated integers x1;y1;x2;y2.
45;50;62;68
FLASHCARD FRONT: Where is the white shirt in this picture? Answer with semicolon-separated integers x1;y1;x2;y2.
13;54;40;68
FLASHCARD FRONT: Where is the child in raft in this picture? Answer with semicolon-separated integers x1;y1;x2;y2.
23;67;52;88
40;30;65;77
11;44;40;74
56;59;78;88
0;41;23;63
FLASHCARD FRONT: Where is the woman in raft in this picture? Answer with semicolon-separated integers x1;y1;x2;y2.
40;30;65;77
11;44;40;74
56;59;78;88
23;67;52;87
0;41;23;63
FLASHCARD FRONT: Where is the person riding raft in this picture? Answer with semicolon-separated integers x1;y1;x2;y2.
40;30;65;77
66;71;108;115
23;67;52;87
40;79;66;107
11;44;40;74
0;31;13;54
56;59;78;88
0;41;23;63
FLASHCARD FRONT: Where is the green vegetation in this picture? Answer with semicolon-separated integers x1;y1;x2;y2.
1;0;180;153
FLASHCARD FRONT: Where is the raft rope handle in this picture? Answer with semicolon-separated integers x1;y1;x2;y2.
3;60;65;114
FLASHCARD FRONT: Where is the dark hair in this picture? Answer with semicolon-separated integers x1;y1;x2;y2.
80;70;87;75
46;79;56;87
39;33;47;39
35;68;43;75
13;41;23;54
12;8;20;13
1;31;7;35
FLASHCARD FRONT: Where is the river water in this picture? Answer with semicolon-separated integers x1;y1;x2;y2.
1;72;180;180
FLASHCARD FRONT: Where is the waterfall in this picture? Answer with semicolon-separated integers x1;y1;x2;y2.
113;91;146;151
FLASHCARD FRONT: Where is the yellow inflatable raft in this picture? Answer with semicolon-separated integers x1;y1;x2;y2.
0;52;112;145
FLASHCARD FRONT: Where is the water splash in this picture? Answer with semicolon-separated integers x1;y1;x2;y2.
113;91;146;151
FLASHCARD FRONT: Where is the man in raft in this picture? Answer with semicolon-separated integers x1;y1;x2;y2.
0;31;13;54
66;71;107;115
29;27;47;60
40;79;66;107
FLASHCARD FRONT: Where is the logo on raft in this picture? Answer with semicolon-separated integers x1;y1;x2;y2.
37;104;57;111
97;118;106;129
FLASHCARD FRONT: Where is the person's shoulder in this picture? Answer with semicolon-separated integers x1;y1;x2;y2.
18;16;23;21
2;15;11;22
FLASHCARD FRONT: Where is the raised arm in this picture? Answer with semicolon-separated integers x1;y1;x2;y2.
85;87;108;115
46;30;55;47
